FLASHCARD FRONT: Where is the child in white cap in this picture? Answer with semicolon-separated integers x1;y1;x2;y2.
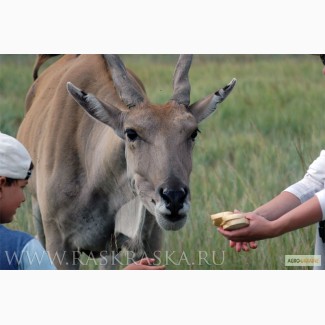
0;132;56;269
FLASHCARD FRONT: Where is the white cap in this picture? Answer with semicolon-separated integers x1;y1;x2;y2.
0;132;32;180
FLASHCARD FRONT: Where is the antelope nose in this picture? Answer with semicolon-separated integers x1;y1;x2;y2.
159;187;188;215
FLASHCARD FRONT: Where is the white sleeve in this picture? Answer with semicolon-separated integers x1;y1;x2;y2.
19;238;56;270
284;150;325;203
316;189;325;221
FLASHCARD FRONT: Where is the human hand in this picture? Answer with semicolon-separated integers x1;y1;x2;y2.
229;240;258;252
227;209;257;252
123;258;166;270
218;212;274;242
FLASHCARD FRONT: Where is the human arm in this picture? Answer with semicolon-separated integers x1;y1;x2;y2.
229;192;301;251
249;148;325;221
252;191;302;220
229;150;325;251
219;195;323;242
123;258;165;270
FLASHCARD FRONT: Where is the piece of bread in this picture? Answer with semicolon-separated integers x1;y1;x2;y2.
210;211;250;230
210;211;233;227
222;217;250;230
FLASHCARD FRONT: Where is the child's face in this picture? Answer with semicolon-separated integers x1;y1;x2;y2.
0;178;28;224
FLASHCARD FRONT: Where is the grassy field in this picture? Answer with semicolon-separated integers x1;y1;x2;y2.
1;54;324;270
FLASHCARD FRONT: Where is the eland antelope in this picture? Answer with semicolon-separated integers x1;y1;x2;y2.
17;54;236;269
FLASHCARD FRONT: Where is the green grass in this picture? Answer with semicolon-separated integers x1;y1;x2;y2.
1;54;323;269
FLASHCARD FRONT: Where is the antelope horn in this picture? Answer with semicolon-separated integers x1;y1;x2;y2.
171;55;193;107
103;54;144;108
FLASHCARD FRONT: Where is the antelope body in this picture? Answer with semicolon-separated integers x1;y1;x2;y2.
17;54;236;269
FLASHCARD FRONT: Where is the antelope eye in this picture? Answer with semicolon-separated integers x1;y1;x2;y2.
125;129;138;141
191;129;200;141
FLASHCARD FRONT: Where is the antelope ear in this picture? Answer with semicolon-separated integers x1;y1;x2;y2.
189;78;237;123
66;82;125;139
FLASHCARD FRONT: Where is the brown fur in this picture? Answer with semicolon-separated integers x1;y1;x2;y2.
17;55;236;269
32;54;60;80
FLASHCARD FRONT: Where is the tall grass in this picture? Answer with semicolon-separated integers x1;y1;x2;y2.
1;54;323;269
